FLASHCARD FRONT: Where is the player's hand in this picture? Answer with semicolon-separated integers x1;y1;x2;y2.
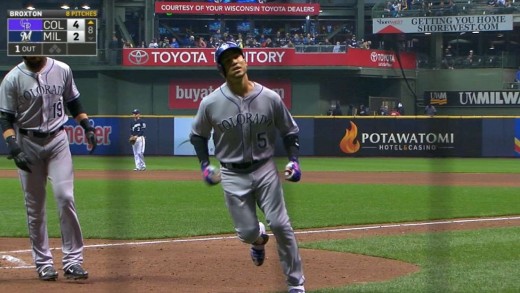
86;128;97;154
284;159;301;182
8;151;33;173
6;137;32;173
201;161;221;185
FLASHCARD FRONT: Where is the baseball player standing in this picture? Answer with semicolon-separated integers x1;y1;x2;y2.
190;42;306;293
0;56;96;281
130;109;146;171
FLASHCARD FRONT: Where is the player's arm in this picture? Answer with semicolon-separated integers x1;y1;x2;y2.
190;134;210;166
190;133;221;185
66;99;97;153
283;134;300;162
0;111;16;139
0;111;32;172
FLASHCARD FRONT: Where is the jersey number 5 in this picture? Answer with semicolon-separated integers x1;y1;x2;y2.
257;132;267;149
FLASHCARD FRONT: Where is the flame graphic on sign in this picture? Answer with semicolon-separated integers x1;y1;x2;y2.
339;121;361;154
515;137;520;154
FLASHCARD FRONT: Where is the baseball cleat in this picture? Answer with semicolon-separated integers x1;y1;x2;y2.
38;266;58;281
288;286;306;293
64;264;89;280
251;246;266;266
251;222;269;266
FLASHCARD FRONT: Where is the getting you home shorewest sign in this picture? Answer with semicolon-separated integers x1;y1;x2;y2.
373;14;513;34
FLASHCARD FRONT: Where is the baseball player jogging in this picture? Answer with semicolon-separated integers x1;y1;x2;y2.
0;56;96;281
129;109;146;171
190;42;306;293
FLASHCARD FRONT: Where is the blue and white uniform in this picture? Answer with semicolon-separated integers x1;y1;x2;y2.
131;109;146;170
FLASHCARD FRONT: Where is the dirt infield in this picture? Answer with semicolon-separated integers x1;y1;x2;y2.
1;169;519;293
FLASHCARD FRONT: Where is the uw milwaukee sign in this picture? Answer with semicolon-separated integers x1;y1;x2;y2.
424;91;520;107
373;14;513;34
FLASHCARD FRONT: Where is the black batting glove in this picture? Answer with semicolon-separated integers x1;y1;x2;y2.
80;118;97;154
86;128;97;154
6;136;32;173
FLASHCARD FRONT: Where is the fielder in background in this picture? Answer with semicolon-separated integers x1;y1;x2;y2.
0;56;96;281
190;42;306;293
130;109;146;171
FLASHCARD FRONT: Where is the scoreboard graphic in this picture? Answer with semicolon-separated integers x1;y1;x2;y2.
7;10;97;56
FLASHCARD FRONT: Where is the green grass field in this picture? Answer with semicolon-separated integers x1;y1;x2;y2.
0;156;518;292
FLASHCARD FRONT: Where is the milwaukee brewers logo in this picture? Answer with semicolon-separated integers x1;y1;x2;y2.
128;50;149;65
20;31;32;42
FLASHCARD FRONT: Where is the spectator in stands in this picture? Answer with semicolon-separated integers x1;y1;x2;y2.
379;105;389;116
206;36;216;48
396;102;405;115
197;36;207;48
170;37;180;48
148;39;158;48
212;29;222;42
303;33;316;46
405;0;413;11
327;101;342;116
258;34;267;46
465;49;475;66
186;35;197;48
435;1;446;16
263;37;274;48
293;33;303;46
424;103;437;117
391;1;401;17
282;40;295;48
348;35;358;48
359;40;372;49
245;35;258;48
273;31;283;47
442;47;454;69
162;37;170;48
515;67;520;89
358;105;369;116
109;35;121;65
321;38;332;46
333;41;342;53
122;39;133;48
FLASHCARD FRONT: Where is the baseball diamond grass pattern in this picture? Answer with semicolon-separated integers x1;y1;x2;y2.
0;156;519;292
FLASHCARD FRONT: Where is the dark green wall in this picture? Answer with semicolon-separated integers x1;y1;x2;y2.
416;68;519;116
4;66;517;117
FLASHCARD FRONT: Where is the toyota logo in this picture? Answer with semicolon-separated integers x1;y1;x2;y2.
370;52;378;63
128;50;149;65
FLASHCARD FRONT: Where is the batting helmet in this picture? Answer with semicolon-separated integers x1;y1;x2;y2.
132;109;140;114
215;41;243;75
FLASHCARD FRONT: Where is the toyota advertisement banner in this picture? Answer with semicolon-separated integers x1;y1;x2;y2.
123;48;416;70
155;1;321;16
169;79;292;109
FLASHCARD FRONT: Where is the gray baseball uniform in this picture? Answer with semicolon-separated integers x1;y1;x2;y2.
0;57;85;273
191;81;305;287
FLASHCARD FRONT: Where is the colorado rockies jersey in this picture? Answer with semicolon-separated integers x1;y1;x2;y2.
191;82;299;163
0;57;79;132
131;118;146;136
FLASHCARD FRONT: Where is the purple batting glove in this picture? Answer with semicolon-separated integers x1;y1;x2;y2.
284;160;301;182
